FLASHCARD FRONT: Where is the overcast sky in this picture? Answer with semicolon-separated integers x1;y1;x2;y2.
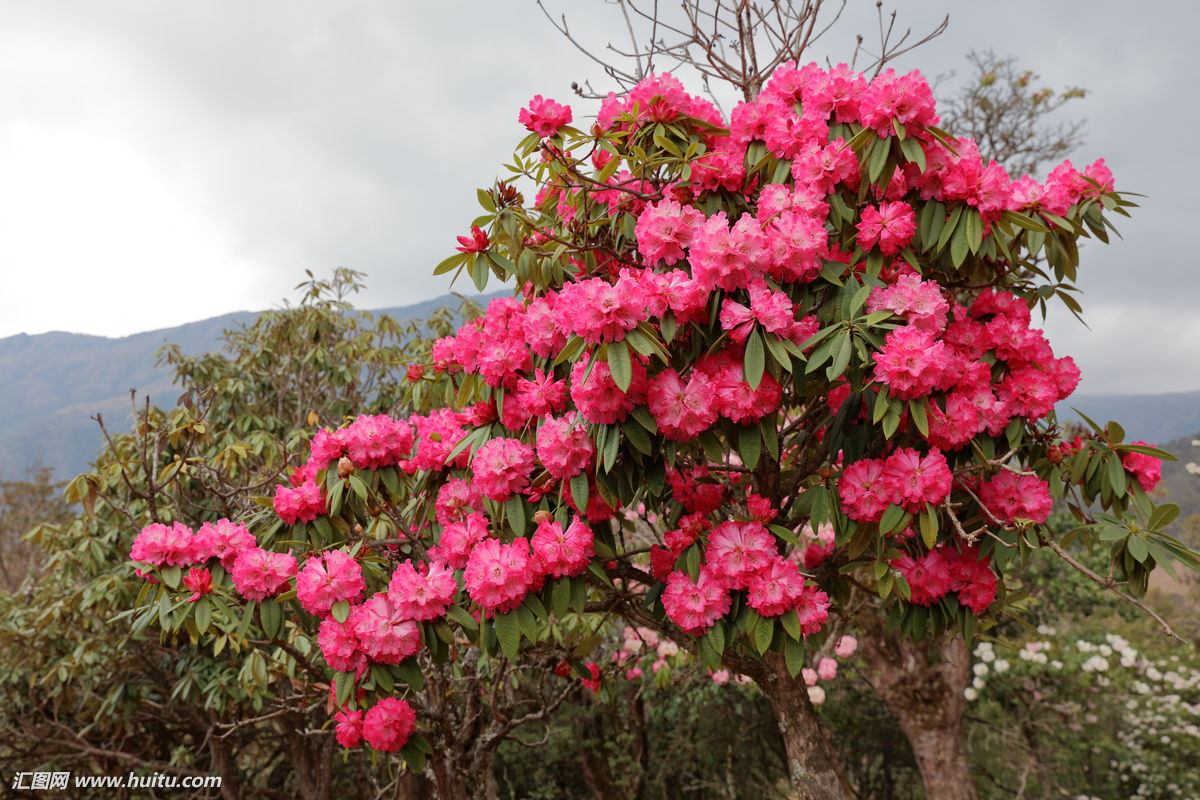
0;1;1196;395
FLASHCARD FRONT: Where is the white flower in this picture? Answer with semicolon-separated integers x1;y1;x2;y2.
973;676;986;690
807;686;826;705
994;659;1010;673
973;663;989;677
964;687;978;701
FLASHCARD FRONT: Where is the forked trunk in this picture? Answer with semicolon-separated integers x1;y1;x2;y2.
755;653;852;800
858;627;977;800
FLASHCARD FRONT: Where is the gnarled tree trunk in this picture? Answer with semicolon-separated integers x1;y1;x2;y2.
753;652;852;800
857;626;977;800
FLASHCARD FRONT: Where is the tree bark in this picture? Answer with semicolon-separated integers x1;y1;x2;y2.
754;653;852;800
857;627;977;800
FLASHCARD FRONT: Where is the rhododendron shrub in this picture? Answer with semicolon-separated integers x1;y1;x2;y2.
124;63;1196;796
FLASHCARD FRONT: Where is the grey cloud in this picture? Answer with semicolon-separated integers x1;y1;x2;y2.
1;1;1196;395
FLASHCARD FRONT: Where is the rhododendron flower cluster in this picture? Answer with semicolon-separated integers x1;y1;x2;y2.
893;546;998;612
839;448;952;522
518;95;572;139
361;697;417;752
296;551;366;617
231;548;297;602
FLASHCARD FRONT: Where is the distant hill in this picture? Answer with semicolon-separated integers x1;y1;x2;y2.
0;293;493;481
1056;390;1200;446
1156;433;1200;547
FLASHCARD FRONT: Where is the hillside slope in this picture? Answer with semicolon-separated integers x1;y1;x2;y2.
0;294;485;480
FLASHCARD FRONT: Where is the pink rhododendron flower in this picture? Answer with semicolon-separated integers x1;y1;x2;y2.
182;567;213;602
835;635;858;658
464;537;536;613
388;561;458;621
519;95;572;138
977;471;1052;524
746;556;808;617
455;225;489;254
535;414;595;479
817;657;838;681
130;521;198;567
435;478;483;525
231;548;297;602
881;447;952;512
838;458;891;523
193;518;256;570
471;437;536;502
557;277;645;344
362;697;417;753
873;326;947;399
856;201;916;255
867;274;949;332
1122;442;1162;492
661;568;731;635
429;512;490;569
350;593;422;664
705;521;776;588
296;550;366;617
531;517;594;578
273;480;326;525
857;68;937;137
334;709;363;748
647;368;719;440
636;198;706;266
569;356;647;425
318;617;364;673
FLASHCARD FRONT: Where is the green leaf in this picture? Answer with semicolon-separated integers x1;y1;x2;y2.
193;598;211;635
622;420;652;455
569;472;591;512
505;494;526;535
704;622;726;656
1106;454;1128;497
965;209;983;254
1001;209;1050;233
446;604;478;632
754;616;775;655
867;136;891;183
1127;535;1149;563
551;578;571;618
571;575;588;614
631;405;658;433
334;672;355;708
936;205;964;253
738;425;762;471
909;399;929;437
371;664;395;694
744;330;766;391
779;609;802;640
879;504;906;535
826;333;852;381
950;217;970;267
331;599;351;624
469;257;489;291
160;565;181;590
784;636;806;677
607;339;632;392
494;611;521;660
433;252;467;276
602;424;620;473
919;505;939;549
259;600;282;639
396;658;425;691
401;740;427;773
